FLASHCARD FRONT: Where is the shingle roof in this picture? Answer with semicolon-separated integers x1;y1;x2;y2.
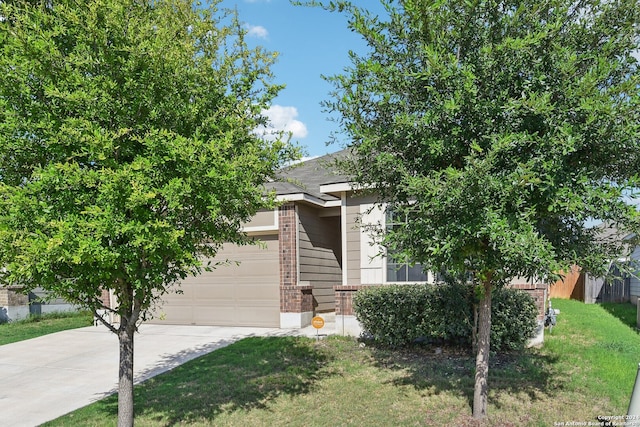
594;222;634;243
266;149;351;202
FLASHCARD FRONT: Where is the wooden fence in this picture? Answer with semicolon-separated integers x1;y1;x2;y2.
549;264;630;303
549;266;583;300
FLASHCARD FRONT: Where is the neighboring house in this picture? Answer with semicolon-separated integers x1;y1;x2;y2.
0;286;77;323
137;150;546;340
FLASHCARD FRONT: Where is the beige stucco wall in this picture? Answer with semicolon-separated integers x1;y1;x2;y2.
297;204;342;312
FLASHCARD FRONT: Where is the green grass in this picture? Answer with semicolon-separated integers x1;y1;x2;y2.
44;299;640;426
542;299;640;413
600;301;638;330
0;310;93;346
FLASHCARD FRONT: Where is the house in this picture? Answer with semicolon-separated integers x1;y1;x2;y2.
139;150;546;339
0;286;77;323
0;151;547;339
2;150;548;338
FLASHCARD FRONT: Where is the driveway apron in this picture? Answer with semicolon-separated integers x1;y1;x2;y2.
0;324;283;427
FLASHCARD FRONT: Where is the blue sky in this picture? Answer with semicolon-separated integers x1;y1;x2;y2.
220;0;386;158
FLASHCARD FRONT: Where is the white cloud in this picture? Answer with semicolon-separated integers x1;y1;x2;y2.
245;24;268;39
257;105;308;141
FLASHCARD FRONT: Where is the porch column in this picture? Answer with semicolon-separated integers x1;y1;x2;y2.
279;203;313;328
334;284;369;336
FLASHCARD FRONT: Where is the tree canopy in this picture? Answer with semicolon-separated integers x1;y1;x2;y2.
328;0;640;283
0;0;295;425
320;0;640;419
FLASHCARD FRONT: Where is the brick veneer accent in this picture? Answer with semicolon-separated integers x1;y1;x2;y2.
279;204;297;288
334;285;368;315
100;289;111;308
278;203;313;313
0;286;28;307
509;282;548;321
281;285;314;313
335;283;548;320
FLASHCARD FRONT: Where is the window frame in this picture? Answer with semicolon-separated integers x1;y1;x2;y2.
383;208;431;284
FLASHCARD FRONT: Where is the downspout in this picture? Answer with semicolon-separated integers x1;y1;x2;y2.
341;191;348;335
341;192;348;285
295;204;300;286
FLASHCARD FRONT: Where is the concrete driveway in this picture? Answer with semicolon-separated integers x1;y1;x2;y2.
0;323;307;426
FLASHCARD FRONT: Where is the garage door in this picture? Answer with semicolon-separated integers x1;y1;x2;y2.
150;235;280;327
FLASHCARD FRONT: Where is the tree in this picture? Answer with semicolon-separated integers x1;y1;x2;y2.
318;0;640;419
0;1;296;425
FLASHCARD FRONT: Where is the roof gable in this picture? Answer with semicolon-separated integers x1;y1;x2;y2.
267;149;351;203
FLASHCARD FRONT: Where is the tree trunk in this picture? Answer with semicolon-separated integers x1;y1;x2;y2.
472;303;478;355
118;321;135;427
473;280;492;419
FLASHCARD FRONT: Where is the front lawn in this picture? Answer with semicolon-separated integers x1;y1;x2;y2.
0;310;93;346
44;299;640;426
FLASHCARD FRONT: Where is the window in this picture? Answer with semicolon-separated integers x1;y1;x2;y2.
385;210;428;283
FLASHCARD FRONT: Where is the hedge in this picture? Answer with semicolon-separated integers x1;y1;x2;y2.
353;282;538;350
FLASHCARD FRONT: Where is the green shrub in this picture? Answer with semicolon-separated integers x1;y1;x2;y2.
353;283;538;351
491;287;539;351
353;285;433;347
427;281;475;344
